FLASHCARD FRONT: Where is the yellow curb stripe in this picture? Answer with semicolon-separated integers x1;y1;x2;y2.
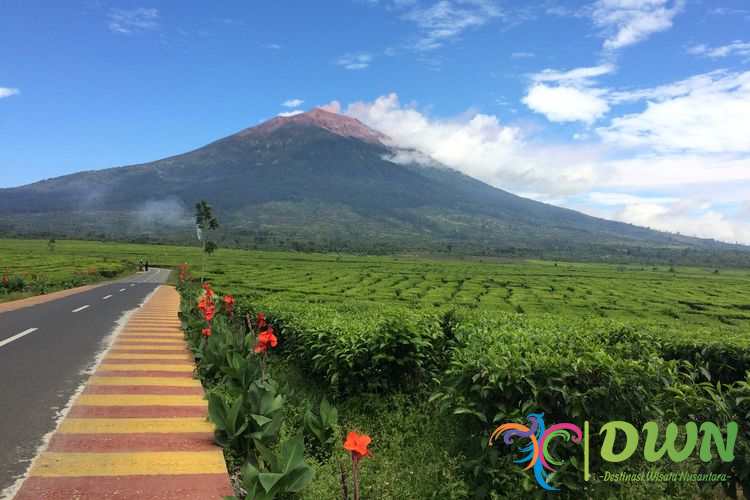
111;345;187;351
98;364;194;372
88;376;201;387
106;353;191;360
115;338;185;343
75;394;205;406
58;418;213;434
29;451;226;477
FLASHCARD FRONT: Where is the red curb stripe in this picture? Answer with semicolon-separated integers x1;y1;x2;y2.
94;370;195;378
82;385;204;395
66;406;207;418
15;474;234;500
45;433;216;452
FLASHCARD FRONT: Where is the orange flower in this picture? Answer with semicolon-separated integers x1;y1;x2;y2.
223;295;234;313
254;327;278;353
344;432;373;459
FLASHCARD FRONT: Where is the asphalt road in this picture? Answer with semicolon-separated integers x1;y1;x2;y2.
0;268;170;495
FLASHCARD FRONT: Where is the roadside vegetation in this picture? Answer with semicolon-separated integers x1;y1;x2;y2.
2;238;748;497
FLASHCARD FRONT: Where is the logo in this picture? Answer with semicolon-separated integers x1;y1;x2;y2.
490;413;737;491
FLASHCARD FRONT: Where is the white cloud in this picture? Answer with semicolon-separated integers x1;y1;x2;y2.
532;64;615;84
107;7;159;35
345;93;606;195
598;71;750;153
0;87;20;99
592;0;684;51
282;99;304;108
523;84;610;123
260;43;282;49
511;52;535;59
522;65;614;123
573;193;750;243
278;110;304;117
318;100;342;113
600;154;750;189
335;53;373;70
401;0;502;51
688;40;750;59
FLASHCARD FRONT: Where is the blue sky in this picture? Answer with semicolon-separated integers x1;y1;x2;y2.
1;0;749;243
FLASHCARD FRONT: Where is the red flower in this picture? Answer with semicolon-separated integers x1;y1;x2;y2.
179;272;185;282
205;289;214;298
344;432;373;459
202;282;211;290
198;298;210;312
202;328;211;337
257;313;267;329
254;327;278;353
223;296;234;313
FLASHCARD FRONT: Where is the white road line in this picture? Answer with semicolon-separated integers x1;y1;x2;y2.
102;294;112;300
130;284;136;287
119;288;126;292
72;305;90;313
0;328;39;348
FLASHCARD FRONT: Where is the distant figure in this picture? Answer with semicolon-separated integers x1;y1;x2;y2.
138;260;144;272
145;261;149;271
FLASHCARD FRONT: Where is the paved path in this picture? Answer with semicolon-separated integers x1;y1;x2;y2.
0;268;170;494
11;286;233;499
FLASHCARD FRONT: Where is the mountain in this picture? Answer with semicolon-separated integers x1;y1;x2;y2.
0;108;748;264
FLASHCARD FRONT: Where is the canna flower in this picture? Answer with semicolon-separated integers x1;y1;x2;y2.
198;298;210;312
202;282;211;290
179;272;185;281
254;327;278;353
202;328;211;337
257;313;267;329
223;295;234;313
344;432;373;500
344;432;373;459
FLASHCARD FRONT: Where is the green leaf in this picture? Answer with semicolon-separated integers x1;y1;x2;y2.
258;472;284;493
250;414;273;427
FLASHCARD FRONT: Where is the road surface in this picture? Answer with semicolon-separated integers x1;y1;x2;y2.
0;268;170;495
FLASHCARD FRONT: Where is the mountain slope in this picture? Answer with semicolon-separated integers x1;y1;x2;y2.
0;108;747;262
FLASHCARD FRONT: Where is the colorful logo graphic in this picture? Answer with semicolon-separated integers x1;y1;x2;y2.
490;414;737;491
489;413;582;491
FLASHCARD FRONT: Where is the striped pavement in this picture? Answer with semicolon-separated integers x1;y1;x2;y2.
13;286;234;499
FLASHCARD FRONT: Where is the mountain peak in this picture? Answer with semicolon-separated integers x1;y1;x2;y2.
236;108;388;145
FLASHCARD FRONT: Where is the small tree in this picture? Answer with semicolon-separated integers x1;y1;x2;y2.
48;238;56;253
195;200;219;282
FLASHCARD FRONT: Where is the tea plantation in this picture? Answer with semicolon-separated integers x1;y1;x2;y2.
2;238;749;498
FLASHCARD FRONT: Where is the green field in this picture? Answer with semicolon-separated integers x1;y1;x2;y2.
2;238;749;498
